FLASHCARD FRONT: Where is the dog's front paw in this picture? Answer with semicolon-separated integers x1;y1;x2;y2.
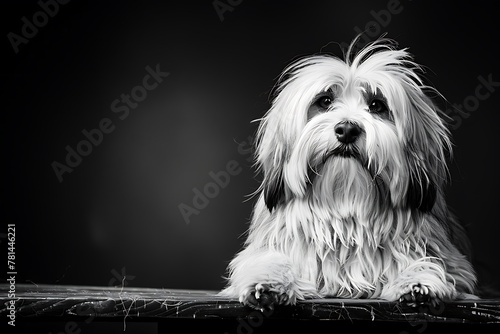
242;283;292;312
398;283;439;307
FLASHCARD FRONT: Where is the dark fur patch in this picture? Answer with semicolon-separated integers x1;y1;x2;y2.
406;176;437;212
263;169;285;212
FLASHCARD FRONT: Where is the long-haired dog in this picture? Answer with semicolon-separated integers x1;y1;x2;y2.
221;37;477;310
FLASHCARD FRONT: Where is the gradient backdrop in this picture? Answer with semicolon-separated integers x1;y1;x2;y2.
3;0;500;293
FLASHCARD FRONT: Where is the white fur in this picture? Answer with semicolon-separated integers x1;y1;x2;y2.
221;38;476;305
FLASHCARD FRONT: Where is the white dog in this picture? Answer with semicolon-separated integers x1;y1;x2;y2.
221;37;476;310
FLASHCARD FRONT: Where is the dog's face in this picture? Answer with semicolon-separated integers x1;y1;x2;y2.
256;39;451;217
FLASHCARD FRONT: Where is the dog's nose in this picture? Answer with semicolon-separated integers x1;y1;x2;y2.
334;122;361;143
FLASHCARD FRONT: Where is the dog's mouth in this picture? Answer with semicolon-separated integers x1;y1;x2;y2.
322;144;361;162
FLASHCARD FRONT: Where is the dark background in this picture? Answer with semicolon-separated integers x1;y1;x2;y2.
2;0;499;293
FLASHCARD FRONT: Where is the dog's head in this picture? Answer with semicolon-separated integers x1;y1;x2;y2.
256;38;451;215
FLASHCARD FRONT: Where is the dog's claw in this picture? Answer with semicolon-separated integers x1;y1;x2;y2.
244;284;283;312
398;283;437;307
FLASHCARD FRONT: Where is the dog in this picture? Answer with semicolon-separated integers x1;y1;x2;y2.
221;37;477;311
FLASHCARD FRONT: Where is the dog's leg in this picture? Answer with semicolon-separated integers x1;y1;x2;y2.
220;247;317;311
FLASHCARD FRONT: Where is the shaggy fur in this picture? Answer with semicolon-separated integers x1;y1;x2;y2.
221;37;476;309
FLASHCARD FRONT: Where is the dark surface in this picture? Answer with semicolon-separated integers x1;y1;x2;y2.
1;284;500;333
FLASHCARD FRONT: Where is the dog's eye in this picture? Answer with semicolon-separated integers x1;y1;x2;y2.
317;96;333;109
368;99;388;113
309;93;334;119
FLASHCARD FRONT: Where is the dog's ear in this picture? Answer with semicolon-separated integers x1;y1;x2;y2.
255;123;288;212
256;56;323;212
255;107;291;213
402;93;451;212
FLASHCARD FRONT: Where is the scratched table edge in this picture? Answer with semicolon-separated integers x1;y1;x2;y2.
1;284;499;324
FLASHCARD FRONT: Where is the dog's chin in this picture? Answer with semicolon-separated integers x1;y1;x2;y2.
305;145;368;190
310;152;389;220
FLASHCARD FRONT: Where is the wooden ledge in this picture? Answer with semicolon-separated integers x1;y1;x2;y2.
1;284;499;332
